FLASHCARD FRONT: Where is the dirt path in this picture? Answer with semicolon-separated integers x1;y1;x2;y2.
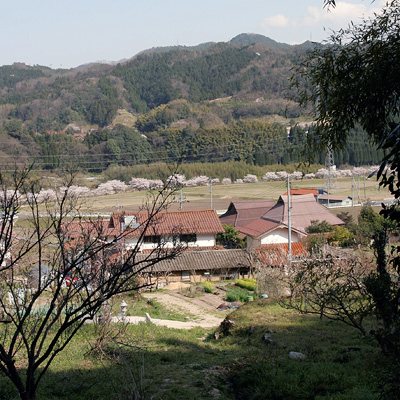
142;291;227;329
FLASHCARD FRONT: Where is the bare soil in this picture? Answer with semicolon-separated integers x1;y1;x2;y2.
142;286;229;328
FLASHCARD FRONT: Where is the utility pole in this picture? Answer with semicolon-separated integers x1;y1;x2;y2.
325;145;335;208
363;174;367;203
175;188;187;210
209;177;213;209
287;176;292;259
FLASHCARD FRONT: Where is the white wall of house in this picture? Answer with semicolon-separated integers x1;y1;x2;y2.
123;233;215;252
261;228;301;244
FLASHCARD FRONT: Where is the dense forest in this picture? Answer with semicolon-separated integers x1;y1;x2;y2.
0;34;383;175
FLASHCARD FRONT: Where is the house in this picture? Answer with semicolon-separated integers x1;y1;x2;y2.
136;249;251;288
317;194;353;207
222;194;344;250
282;188;327;200
105;209;225;252
62;210;250;288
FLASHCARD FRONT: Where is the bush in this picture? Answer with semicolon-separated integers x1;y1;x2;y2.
226;287;257;302
235;278;257;291
201;281;214;294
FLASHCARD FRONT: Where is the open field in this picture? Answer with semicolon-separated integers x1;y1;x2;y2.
45;176;391;215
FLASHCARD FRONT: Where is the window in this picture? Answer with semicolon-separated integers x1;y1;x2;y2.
144;235;161;244
179;233;196;243
181;271;190;282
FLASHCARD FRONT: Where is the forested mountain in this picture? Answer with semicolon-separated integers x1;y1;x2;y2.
0;34;382;175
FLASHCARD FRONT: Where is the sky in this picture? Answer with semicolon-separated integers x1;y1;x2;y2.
0;0;384;69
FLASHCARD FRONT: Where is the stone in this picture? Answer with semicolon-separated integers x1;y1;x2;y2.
288;351;306;360
262;333;276;345
145;313;153;323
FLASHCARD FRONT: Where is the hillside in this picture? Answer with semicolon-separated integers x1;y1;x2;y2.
0;33;381;174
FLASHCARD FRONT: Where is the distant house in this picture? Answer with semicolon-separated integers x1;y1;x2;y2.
73;132;87;140
282;188;325;199
317;194;353;207
222;194;344;250
106;209;225;252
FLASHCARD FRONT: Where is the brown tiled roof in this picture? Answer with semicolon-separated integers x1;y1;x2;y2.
135;249;250;273
238;219;280;237
219;199;275;228
255;242;307;266
262;194;344;234
109;209;224;238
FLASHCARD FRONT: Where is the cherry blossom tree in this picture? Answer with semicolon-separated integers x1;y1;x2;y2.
243;174;258;183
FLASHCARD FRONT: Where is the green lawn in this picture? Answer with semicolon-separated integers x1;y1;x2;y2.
0;299;382;400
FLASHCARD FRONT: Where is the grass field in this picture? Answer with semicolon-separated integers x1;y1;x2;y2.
0;298;381;400
25;176;389;215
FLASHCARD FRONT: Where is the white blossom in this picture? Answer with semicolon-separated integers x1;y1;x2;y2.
262;172;279;181
166;174;186;188
243;174;258;183
37;189;57;202
276;171;288;180
0;190;21;202
148;179;164;190
59;185;90;199
221;178;232;185
315;169;329;179
129;178;151;191
106;180;128;193
289;171;303;180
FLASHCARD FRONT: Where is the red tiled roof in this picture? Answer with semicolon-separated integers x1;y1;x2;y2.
110;209;224;238
255;242;307;266
283;188;320;196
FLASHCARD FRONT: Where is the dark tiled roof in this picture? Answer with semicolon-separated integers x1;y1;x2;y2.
135;249;250;273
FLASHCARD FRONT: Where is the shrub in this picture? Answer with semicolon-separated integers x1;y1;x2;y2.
201;281;214;294
226;287;256;302
235;278;257;291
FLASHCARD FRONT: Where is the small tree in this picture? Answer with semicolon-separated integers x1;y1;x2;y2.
285;254;374;336
216;224;245;249
305;220;334;234
0;166;182;400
